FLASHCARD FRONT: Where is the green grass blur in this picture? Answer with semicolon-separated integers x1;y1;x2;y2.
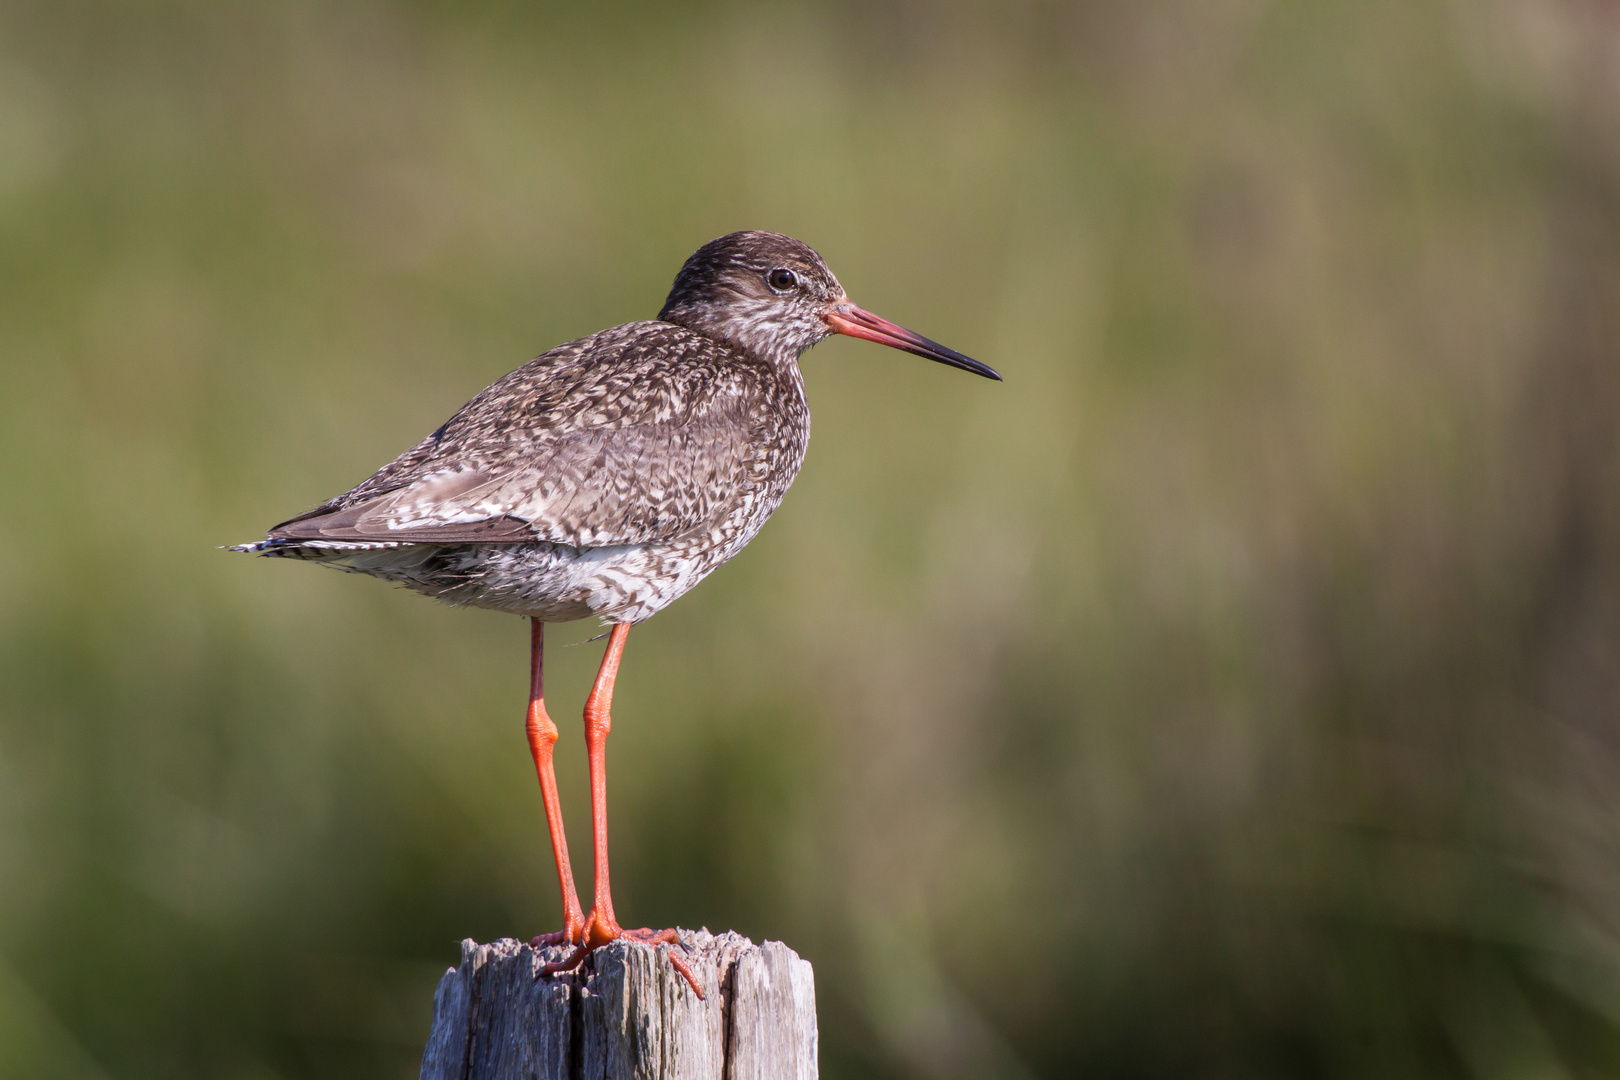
4;1;1620;1076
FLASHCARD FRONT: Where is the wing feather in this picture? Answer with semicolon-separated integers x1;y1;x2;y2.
267;323;775;549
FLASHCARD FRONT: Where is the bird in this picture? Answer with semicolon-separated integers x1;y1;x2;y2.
233;230;999;994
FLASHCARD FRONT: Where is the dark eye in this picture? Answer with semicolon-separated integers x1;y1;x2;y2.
767;268;797;292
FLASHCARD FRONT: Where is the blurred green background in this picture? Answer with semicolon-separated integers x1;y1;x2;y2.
3;1;1620;1077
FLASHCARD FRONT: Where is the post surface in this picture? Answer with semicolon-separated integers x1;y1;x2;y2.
419;930;817;1080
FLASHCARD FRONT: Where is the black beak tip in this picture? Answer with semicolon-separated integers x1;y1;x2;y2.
946;351;1002;382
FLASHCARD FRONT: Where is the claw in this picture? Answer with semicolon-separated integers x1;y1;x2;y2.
540;946;591;976
538;914;704;997
529;911;589;950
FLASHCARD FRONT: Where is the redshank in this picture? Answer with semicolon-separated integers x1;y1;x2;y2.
234;231;999;992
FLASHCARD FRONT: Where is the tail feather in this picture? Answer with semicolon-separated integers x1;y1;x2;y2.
226;537;405;560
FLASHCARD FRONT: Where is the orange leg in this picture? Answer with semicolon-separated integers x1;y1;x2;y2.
524;619;587;947
582;622;630;941
541;623;702;996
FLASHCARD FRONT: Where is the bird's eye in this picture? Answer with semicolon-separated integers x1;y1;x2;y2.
767;268;797;292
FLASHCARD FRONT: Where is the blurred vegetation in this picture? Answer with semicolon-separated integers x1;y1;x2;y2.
3;0;1620;1077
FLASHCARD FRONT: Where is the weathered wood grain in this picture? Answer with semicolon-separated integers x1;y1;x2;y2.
418;930;816;1080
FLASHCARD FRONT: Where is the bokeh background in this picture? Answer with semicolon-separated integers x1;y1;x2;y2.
4;1;1620;1076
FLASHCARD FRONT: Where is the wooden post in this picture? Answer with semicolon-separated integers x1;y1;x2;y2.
419;930;817;1080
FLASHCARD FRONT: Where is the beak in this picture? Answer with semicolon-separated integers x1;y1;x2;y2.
824;302;1001;381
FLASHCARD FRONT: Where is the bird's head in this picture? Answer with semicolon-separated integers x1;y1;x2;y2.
659;230;1000;380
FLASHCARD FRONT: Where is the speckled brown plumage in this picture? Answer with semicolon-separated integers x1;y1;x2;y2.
233;231;998;624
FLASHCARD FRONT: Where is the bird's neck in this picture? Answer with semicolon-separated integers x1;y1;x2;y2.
661;302;817;372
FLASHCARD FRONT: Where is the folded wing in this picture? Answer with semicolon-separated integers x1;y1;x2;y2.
269;324;773;549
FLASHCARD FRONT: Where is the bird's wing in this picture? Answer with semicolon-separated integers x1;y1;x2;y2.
269;323;778;547
269;417;758;546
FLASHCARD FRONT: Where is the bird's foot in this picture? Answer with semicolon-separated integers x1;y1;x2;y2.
539;910;703;998
528;909;589;949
